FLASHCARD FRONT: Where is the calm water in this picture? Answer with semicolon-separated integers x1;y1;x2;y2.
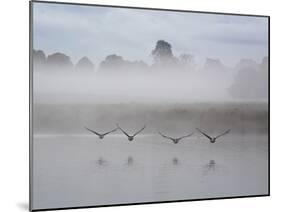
32;134;268;209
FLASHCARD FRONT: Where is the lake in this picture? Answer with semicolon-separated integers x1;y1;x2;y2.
32;133;268;209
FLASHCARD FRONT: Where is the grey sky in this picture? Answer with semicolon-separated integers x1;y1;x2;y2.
33;2;268;67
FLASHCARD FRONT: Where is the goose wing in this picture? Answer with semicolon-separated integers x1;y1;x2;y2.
158;132;174;141
215;129;231;139
85;127;101;136
196;128;212;140
116;124;130;137
102;128;118;136
178;132;194;141
133;125;146;137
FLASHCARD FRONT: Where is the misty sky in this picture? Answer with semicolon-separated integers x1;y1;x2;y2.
33;2;268;66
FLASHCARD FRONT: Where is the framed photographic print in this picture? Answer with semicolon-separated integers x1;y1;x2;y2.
29;0;270;211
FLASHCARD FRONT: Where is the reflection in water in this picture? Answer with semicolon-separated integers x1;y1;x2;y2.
172;157;179;165
203;159;216;175
207;160;216;171
96;157;106;166
126;156;134;166
33;134;268;208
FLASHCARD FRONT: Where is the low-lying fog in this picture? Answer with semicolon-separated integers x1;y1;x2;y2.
33;69;267;104
34;71;233;104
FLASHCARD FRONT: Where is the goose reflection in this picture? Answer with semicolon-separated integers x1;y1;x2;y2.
206;160;216;171
126;156;134;166
96;157;107;166
202;159;216;175
172;157;180;165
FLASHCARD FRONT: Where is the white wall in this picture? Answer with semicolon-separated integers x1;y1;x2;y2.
0;0;277;211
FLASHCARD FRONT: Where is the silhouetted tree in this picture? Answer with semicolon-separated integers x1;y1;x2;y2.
203;58;224;71
151;40;179;70
261;57;268;71
258;56;269;98
152;40;173;62
33;49;46;70
235;59;259;72
100;54;125;71
99;54;148;72
47;52;73;70
229;57;268;99
75;57;94;71
127;60;149;70
179;53;196;71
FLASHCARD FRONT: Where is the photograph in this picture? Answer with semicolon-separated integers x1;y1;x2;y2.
30;1;269;211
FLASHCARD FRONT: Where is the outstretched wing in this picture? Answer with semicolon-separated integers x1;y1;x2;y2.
102;128;118;136
85;127;101;136
116;124;130;137
158;132;174;141
178;132;194;141
133;125;146;137
196;128;212;140
215;129;231;139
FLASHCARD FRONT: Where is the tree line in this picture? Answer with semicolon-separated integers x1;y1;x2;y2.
33;40;268;99
33;40;221;72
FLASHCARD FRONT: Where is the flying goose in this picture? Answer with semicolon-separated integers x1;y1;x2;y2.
117;124;146;141
196;128;230;143
158;132;194;144
85;127;117;139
